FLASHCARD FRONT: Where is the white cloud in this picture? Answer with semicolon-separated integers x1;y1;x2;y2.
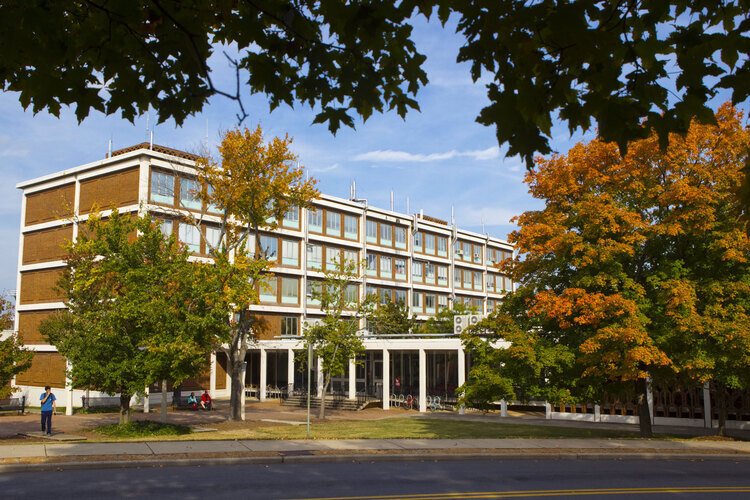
353;146;500;163
308;163;340;173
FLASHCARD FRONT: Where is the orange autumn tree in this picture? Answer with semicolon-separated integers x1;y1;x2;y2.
501;104;749;438
193;125;319;421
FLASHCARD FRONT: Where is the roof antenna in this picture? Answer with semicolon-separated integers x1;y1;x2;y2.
145;106;150;143
150;130;154;150
481;216;485;234
451;205;455;226
390;191;394;211
107;139;112;158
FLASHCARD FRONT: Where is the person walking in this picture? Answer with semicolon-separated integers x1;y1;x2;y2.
40;386;56;436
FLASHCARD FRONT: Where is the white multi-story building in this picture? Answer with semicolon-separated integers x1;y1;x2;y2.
14;143;513;413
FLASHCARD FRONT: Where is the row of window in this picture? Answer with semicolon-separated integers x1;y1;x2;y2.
413;232;449;258
412;261;449;286
151;170;219;213
366;220;408;250
306;244;359;272
411;291;450;315
366;253;408;281
308;208;359;240
157;219;222;256
305;281;358;307
260;276;301;305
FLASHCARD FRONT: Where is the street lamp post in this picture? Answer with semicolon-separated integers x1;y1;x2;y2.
307;342;312;439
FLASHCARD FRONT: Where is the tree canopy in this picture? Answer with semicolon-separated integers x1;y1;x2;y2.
461;104;750;437
40;211;224;422
2;1;747;166
0;292;33;398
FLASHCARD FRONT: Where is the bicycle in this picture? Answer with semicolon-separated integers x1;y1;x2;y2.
404;394;417;410
430;396;441;412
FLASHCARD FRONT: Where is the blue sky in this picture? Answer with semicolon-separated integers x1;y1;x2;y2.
0;16;742;297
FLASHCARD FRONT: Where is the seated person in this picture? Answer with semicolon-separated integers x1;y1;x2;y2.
200;390;212;410
187;392;197;410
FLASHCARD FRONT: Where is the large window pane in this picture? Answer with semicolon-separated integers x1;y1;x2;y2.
325;211;341;236
380;255;392;279
412;292;423;313
425;234;435;254
380;223;392;246
473;245;482;264
344;284;358;305
344;215;358;239
412;261;423;282
366;220;377;243
281;277;299;304
150;171;174;205
474;271;483;290
156;219;173;238
395;289;406;305
205;226;221;253
281;316;298;336
366;253;377;276
306;281;321;306
259;235;278;260
437;236;447;257
425;294;436;314
308;208;323;233
414;232;423;252
307;243;322;270
283;206;299;228
326;247;340;270
282;239;299;266
395;226;407;249
260;277;277;303
343;249;358;269
178;222;200;253
395;258;406;280
424;263;435;283
437;265;448;286
180;177;202;211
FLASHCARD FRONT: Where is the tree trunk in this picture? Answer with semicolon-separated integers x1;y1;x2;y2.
635;378;653;438
318;373;331;420
228;344;247;421
119;393;131;424
716;383;728;437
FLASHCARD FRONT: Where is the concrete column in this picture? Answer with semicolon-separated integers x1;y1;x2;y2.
382;349;390;410
240;362;247;421
161;379;167;423
287;348;295;395
316;357;324;397
594;404;601;422
418;348;427;413
545;402;551;419
703;382;712;428
348;358;356;400
500;400;508;417
259;348;267;402
143;386;150;413
646;377;654;419
65;360;73;416
209;352;217;399
457;348;465;415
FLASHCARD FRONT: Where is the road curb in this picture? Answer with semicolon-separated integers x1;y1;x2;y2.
1;451;749;473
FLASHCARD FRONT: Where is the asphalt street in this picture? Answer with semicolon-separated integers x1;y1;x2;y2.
1;458;749;499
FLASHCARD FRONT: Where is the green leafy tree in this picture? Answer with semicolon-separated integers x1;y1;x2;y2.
194;125;319;421
420;301;477;334
367;300;417;336
299;258;374;419
2;2;747;168
40;211;223;423
0;291;33;398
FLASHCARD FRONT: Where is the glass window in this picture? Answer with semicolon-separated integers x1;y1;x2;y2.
366;220;377;243
306;281;321;306
504;250;513;262
380;223;392;246
395;289;406;305
325;211;341;236
343;249;358;270
454;268;461;287
455;241;463;259
474;271;483;290
281;277;299;304
487;248;497;265
463;242;471;261
487;299;495;313
438;295;448;310
380;255;392;279
437;236;447;257
395;226;407;249
425;294;436;314
412;291;423;312
260;277;277;303
380;288;392;305
180;177;202;211
157;219;173;238
394;258;406;280
206;183;221;213
473;245;482;264
150;171;174;205
412;261;423;282
463;269;472;289
283;206;299;228
487;274;495;292
178;222;200;253
366;285;378;297
326;247;340;270
344;215;358;239
425;234;435;254
344;284;358;304
282;239;299;266
205;226;221;253
281;316;297;336
366;253;377;276
424;263;435;283
414;232;423;252
307;243;322;270
437;265;448;286
259;235;278;260
308;208;323;233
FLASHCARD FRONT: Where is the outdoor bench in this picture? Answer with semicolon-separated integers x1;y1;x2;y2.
0;396;25;414
81;395;121;409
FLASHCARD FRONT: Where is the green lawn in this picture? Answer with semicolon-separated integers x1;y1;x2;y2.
94;421;192;438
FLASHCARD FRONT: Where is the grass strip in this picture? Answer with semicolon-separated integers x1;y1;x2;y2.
94;421;192;438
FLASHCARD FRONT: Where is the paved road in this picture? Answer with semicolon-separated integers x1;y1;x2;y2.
1;458;749;499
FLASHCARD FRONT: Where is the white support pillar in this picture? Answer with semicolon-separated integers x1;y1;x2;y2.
348;358;356;400
316;357;324;397
594;404;601;422
646;377;654;419
703;382;712;428
259;348;267;402
419;348;427;413
457;348;465;415
240;362;247;421
161;379;167;423
65;360;73;416
500;400;508;417
143;386;150;413
382;349;390;410
545;402;551;419
287;348;295;395
209;352;217;399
